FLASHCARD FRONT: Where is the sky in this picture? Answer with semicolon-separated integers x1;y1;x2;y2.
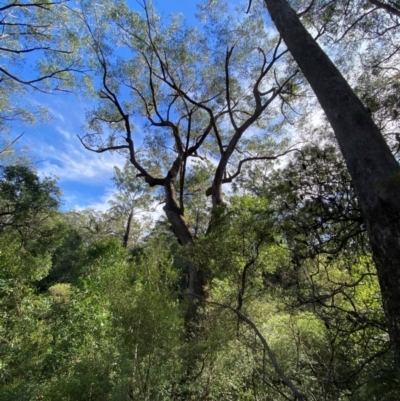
14;0;201;212
21;94;125;211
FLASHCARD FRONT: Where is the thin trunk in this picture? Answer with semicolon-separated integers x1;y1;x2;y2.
123;208;134;248
263;0;400;369
211;164;225;208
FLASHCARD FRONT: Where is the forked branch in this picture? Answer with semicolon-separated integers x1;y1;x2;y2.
189;294;306;401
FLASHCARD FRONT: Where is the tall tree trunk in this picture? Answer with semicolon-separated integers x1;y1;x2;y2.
263;0;400;369
163;178;208;390
163;178;208;334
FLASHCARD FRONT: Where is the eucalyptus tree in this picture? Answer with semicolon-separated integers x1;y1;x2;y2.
78;0;302;325
257;0;400;369
63;209;119;244
0;0;87;133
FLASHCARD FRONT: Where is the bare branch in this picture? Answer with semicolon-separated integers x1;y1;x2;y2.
187;122;213;156
0;46;54;54
0;63;81;90
297;0;317;17
225;45;238;131
368;0;400;17
334;7;378;43
0;132;24;155
189;294;306;401
237;257;256;311
206;148;302;196
180;109;193;212
77;134;129;153
246;0;254;14
253;36;287;108
0;0;69;13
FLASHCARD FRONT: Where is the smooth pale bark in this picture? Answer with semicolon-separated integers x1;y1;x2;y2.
263;0;400;368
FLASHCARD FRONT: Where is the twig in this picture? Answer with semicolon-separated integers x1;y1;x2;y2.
189;294;306;401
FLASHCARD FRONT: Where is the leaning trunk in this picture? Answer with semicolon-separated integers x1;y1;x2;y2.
122;208;134;248
263;0;400;369
211;153;229;208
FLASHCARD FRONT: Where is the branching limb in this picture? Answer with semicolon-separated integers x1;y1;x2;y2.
368;0;400;17
0;0;69;13
180;109;193;212
0;63;82;92
227;68;299;158
189;294;306;401
253;36;287;108
81;17;165;187
77;134;129;154
0;132;24;155
187;122;212;156
206;148;302;197
297;0;317;17
334;7;378;43
225;45;238;131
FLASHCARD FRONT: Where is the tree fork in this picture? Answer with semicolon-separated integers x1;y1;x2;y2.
263;0;400;369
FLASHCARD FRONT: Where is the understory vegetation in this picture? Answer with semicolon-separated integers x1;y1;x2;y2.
1;145;398;400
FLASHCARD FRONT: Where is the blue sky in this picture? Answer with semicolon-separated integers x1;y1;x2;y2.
15;0;202;212
20;93;125;211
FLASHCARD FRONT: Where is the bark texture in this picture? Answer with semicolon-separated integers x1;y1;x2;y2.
264;0;400;369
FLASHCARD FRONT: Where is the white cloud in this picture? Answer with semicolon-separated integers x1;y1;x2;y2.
72;187;165;223
34;125;125;183
22;96;124;184
56;126;71;140
72;186;117;212
51;110;66;124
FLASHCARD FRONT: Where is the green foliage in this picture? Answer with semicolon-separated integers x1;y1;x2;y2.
0;165;60;230
1;165;398;400
1;1;400;399
0;0;88;132
191;197;278;284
